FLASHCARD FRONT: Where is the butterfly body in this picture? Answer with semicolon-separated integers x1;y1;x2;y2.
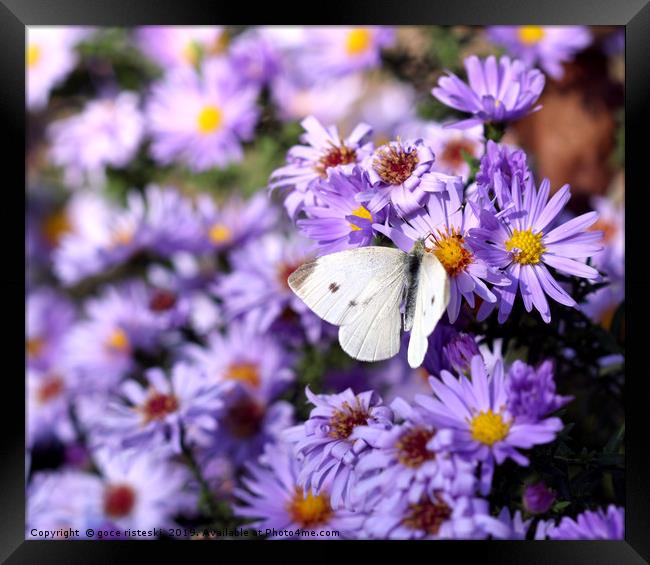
288;241;450;368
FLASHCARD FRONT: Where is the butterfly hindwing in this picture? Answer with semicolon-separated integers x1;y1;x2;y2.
337;260;407;362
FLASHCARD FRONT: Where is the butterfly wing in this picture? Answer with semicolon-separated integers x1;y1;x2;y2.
407;251;450;368
288;246;407;327
337;261;407;362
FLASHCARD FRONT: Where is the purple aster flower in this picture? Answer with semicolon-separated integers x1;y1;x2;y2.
475;140;530;192
27;27;91;110
298;166;385;255
468;175;603;323
234;441;365;538
487;26;592;79
523;481;556;515
506;360;572;421
26;287;76;372
296;27;395;80
432;55;545;128
146;58;258;171
416;356;564;495
96;447;195;531
354;397;478;511
47;91;144;188
195;191;278;253
364;489;509;539
547;505;624;540
215;233;326;343
283;387;393;510
399;120;484;181
375;176;509;323
94;363;226;453
269;115;373;219
134;26;226;70
362;138;436;216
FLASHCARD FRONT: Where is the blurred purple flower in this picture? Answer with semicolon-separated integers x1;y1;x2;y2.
195;191;278;253
27;287;76;372
95;363;226;453
27;27;91;110
134;26;226;70
487;26;592;79
146;58;258;171
48;92;144;188
296;27;395;80
215;233;325;343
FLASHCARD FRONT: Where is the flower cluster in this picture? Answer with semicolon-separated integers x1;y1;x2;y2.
27;26;623;541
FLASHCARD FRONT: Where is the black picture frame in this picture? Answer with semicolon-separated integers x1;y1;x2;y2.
7;1;649;561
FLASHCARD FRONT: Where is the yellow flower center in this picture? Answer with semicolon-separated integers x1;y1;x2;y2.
287;488;333;528
225;362;260;389
518;26;545;45
470;409;511;446
197;105;223;134
349;205;372;231
345;28;372;55
106;328;130;352
428;228;473;277
27;337;45;358
208;223;232;244
505;228;546;265
27;44;41;68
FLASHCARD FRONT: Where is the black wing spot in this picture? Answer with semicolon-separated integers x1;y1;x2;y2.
431;296;436;304
328;282;340;293
349;300;357;307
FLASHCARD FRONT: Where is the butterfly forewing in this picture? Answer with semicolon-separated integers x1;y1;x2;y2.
287;246;408;327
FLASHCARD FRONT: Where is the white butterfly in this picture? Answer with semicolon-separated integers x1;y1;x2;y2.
287;240;450;368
